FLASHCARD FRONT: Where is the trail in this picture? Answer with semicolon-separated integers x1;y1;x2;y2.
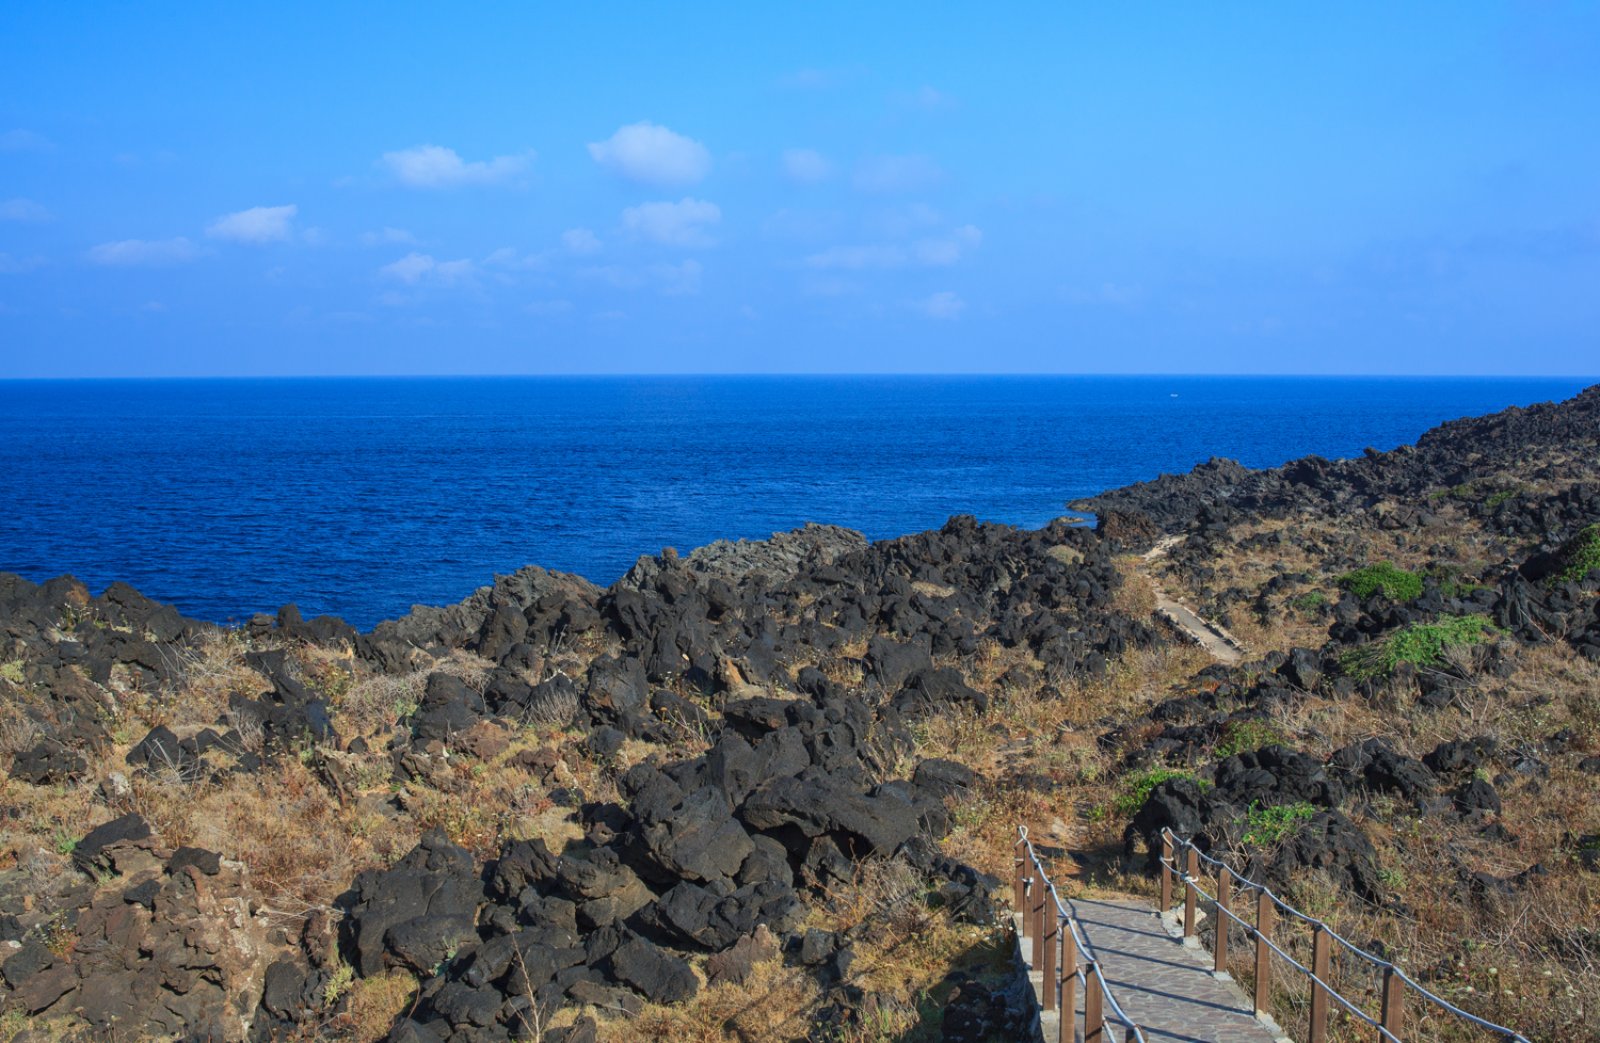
1139;536;1247;666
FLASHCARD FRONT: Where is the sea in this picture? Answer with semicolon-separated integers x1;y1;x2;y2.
0;375;1591;629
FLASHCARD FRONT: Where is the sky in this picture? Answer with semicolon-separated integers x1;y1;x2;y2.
1;3;1597;377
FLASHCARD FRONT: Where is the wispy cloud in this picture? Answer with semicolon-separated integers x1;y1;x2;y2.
621;197;722;248
0;252;48;275
0;129;53;152
381;144;531;188
804;225;981;270
378;252;475;285
853;154;943;194
588;122;711;187
360;227;416;247
915;291;965;319
0;198;52;223
86;237;205;266
781;148;833;184
562;228;603;255
653;259;702;296
207;204;297;243
890;85;956;111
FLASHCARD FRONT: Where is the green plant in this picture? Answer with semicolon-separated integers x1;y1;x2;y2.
0;660;24;685
1339;614;1503;680
323;961;356;1006
53;828;78;855
1550;523;1600;586
1426;564;1485;600
1241;800;1317;845
1484;489;1517;508
1214;718;1283;759
1337;562;1423;602
1115;767;1206;816
1289;591;1327;615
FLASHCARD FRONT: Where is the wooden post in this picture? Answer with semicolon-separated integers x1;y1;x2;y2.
1014;836;1027;916
1032;865;1046;968
1183;846;1199;938
1042;911;1058;1011
1160;833;1173;910
1379;965;1405;1040
1084;962;1104;1043
1253;891;1274;1016
1309;924;1331;1043
1060;925;1077;1043
1214;868;1231;974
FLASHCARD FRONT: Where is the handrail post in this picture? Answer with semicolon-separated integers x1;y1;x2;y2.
1253;890;1274;1016
1085;962;1104;1043
1214;867;1231;974
1032;864;1047;969
1160;832;1173;910
1183;845;1199;939
1379;964;1405;1040
1060;926;1077;1043
1042;912;1058;1012
1014;835;1027;916
1309;924;1331;1043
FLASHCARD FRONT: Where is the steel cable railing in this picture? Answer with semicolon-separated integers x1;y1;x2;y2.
1015;826;1147;1043
1158;828;1534;1043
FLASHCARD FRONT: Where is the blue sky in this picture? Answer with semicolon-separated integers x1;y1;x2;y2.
1;3;1597;377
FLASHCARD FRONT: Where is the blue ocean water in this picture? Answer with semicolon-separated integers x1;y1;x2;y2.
0;376;1591;629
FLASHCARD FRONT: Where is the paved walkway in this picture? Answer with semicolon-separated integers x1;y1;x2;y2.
1018;898;1284;1043
1139;536;1247;666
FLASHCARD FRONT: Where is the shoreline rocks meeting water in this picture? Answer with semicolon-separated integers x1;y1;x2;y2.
2;385;1598;1041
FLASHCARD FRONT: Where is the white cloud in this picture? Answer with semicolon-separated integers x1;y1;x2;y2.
379;252;475;285
361;228;416;247
86;237;204;266
381;144;530;188
207;204;297;243
854;154;943;193
482;247;548;271
0;198;52;223
804;225;981;270
621;197;721;248
588;122;710;186
0;129;53;152
653;259;702;296
562;228;602;255
916;291;965;319
0;252;47;274
891;85;955;111
781;148;833;184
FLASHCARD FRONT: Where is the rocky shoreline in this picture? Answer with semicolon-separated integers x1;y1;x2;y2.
2;385;1598;1042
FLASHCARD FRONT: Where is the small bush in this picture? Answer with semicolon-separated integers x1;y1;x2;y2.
1484;489;1517;508
0;660;24;685
1115;767;1205;816
1337;562;1423;602
1241;800;1317;845
1289;591;1327;615
1340;614;1502;680
1550;523;1600;586
1214;718;1283;759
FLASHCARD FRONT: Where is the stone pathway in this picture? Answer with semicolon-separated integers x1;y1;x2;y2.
1018;898;1285;1043
1139;536;1247;666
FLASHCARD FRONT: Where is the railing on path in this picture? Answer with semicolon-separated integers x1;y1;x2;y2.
1015;826;1147;1043
1157;828;1533;1043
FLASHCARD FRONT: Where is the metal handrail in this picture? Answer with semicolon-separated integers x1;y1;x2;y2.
1158;827;1533;1043
1017;826;1148;1043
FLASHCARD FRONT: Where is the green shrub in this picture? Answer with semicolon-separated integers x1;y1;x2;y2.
1425;563;1485;599
1289;591;1327;615
1241;801;1318;845
1214;719;1283;759
1115;767;1206;816
1484;489;1517;508
1339;613;1502;680
1550;523;1600;586
0;660;23;685
1337;562;1423;602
